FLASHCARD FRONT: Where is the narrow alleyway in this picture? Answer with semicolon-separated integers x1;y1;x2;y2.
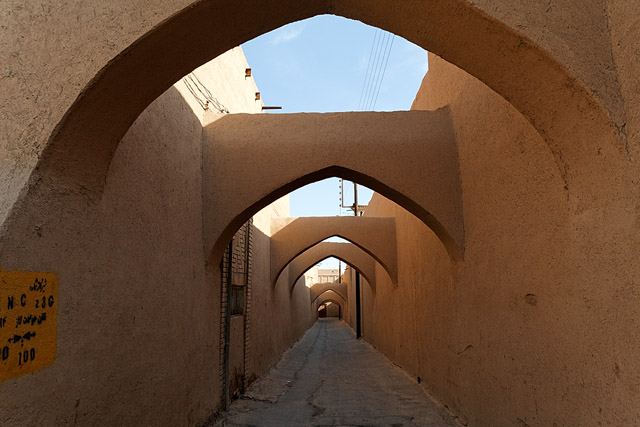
214;319;458;426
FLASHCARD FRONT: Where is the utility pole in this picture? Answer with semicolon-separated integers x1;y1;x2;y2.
339;178;366;338
353;182;362;339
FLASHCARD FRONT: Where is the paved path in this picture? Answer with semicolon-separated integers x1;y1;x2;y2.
214;318;458;426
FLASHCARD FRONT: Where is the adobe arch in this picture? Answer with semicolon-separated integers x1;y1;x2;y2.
3;0;623;298
285;242;379;293
204;110;463;264
310;282;348;305
316;291;347;312
270;217;397;289
317;299;343;319
24;0;620;209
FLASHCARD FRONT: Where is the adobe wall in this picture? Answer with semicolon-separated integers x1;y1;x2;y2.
0;52;317;425
324;303;341;318
0;0;630;228
249;199;317;380
358;52;640;426
0;83;217;425
606;1;640;157
418;52;639;426
469;0;623;125
344;267;356;330
1;1;638;425
359;193;457;415
343;266;371;337
175;46;263;123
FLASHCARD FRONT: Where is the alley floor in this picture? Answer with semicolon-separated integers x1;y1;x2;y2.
213;318;459;426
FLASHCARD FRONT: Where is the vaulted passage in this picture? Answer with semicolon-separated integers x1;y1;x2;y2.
214;319;456;426
2;2;639;427
286;242;378;294
204;110;463;263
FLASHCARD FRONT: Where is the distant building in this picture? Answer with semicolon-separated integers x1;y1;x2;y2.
303;265;318;287
317;268;339;283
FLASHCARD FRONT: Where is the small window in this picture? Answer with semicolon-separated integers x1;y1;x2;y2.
230;285;245;316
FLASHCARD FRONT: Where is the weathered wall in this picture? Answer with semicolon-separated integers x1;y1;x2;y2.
343;266;372;337
0;0;627;228
1;1;639;425
0;84;217;425
248;198;317;381
606;1;640;158
357;52;640;426
228;315;245;397
345;267;356;330
324;303;340;318
468;0;624;126
0;51;317;425
358;193;456;415
175;46;263;124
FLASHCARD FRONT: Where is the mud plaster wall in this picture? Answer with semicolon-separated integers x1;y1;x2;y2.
175;46;263;123
0;52;316;425
357;53;640;426
0;0;628;228
248;199;317;382
359;194;456;415
342;266;369;336
324;303;340;318
1;1;638;424
228;315;245;395
0;84;216;425
309;278;349;326
606;1;640;157
344;267;355;330
469;0;624;126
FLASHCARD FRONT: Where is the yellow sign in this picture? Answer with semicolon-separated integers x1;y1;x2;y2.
0;270;57;381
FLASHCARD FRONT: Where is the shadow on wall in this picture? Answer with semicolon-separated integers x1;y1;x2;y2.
203;111;464;265
230;211;318;391
319;301;341;319
0;86;220;425
0;1;637;425
0;84;318;426
281;239;385;293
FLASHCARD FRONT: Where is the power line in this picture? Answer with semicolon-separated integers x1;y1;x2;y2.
362;31;385;109
364;32;391;110
370;35;395;110
359;29;384;111
357;30;395;111
357;29;380;111
182;72;229;113
361;30;386;111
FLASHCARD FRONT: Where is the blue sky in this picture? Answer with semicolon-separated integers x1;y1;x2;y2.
242;15;428;114
242;15;427;268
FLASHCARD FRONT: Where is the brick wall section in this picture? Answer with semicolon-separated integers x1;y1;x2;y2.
219;220;252;404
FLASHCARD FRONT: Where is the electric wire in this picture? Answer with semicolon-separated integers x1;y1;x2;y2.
362;32;385;110
364;32;391;110
370;35;395;110
358;30;395;111
361;30;386;111
183;72;229;113
357;29;380;111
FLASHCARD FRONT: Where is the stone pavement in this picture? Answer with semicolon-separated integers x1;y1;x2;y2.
213;318;459;426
